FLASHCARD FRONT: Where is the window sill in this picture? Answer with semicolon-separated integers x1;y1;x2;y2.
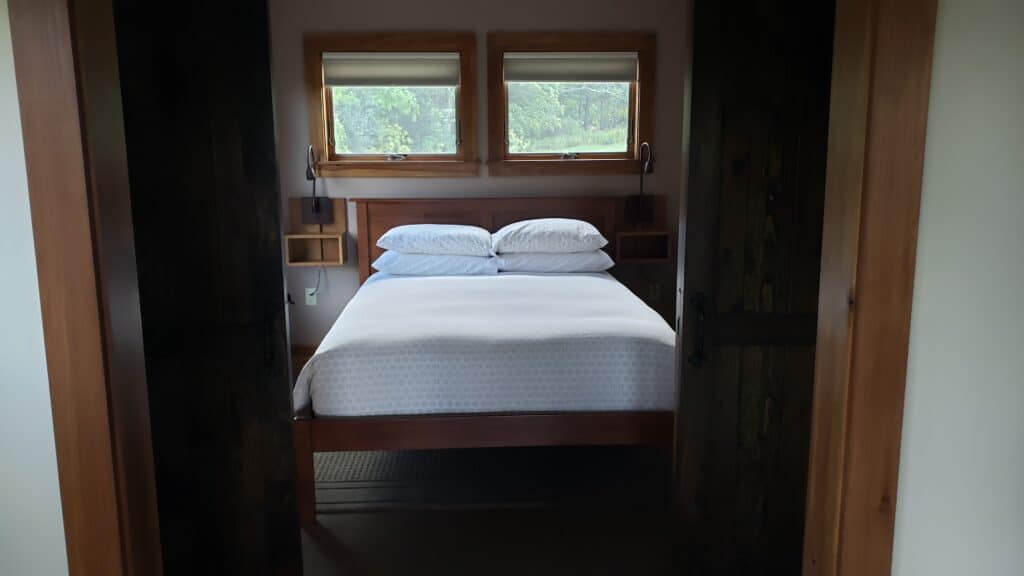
488;159;642;177
316;160;479;178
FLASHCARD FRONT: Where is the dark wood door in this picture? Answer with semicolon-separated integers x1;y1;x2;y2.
676;0;835;573
113;1;302;574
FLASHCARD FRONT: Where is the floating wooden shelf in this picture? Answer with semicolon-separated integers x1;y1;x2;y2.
285;233;344;267
285;197;348;267
616;229;672;263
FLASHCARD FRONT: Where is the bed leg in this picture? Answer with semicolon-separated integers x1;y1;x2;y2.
293;419;315;526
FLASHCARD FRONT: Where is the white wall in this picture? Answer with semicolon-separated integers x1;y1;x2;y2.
0;1;69;574
892;0;1024;574
269;0;691;345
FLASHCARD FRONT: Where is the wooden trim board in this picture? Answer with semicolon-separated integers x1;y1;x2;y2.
8;0;163;573
802;0;939;574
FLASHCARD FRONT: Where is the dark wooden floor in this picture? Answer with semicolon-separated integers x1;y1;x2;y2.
302;508;674;575
302;446;674;574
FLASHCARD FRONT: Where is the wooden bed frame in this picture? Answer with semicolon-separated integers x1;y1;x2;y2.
293;197;675;523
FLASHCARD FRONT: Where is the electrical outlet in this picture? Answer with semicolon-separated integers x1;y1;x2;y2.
304;288;317;306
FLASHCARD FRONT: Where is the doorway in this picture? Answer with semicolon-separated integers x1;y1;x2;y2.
7;0;938;574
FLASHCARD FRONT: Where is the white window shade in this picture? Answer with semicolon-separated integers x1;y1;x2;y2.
503;52;639;83
323;53;460;86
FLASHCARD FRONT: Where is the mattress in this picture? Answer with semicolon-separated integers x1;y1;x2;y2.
293;272;677;417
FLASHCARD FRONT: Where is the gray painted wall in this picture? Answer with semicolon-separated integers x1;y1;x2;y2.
0;1;69;573
268;0;691;346
892;0;1024;574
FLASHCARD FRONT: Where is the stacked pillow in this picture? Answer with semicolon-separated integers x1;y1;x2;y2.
372;224;498;276
493;218;614;273
371;218;614;276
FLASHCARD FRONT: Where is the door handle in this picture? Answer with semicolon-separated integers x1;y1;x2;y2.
688;292;708;368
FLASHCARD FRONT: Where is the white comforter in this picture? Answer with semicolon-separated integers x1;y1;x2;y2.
293;272;676;416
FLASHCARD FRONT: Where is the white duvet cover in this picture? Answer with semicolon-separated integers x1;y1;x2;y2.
293;272;676;416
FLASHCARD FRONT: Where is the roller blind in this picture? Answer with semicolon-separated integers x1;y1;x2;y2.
503;52;639;83
323;53;461;87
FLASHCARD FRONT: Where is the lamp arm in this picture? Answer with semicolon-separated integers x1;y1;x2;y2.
639;142;654;196
306;145;319;212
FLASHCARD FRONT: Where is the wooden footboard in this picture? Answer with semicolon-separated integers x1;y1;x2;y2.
292;411;674;523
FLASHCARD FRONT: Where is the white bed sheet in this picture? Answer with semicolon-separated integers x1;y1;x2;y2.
293;272;676;416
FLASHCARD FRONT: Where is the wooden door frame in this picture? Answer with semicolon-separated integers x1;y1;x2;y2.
8;0;163;574
801;0;938;574
9;0;938;572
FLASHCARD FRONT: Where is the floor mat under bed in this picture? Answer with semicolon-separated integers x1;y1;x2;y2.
313;446;669;512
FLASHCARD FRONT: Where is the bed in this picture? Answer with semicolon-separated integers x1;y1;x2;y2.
292;197;677;523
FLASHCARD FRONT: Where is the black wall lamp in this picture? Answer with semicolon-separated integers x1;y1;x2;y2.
626;141;655;228
300;145;334;225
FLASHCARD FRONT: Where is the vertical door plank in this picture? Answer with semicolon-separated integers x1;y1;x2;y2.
708;346;742;574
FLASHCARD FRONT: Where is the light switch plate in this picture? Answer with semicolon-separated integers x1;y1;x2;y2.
304;288;317;306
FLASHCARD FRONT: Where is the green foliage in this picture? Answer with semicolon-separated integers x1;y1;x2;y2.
331;86;456;155
507;83;564;152
330;81;630;156
508;82;630;154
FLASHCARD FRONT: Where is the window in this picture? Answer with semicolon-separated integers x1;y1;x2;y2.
505;53;636;155
488;33;655;176
326;54;459;156
306;33;478;177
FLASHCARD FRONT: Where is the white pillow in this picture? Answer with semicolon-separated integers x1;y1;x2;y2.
497;251;615;273
491;218;608;254
376;224;492;256
372;251;498;276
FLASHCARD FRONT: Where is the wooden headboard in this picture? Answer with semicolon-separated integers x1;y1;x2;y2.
354;197;621;283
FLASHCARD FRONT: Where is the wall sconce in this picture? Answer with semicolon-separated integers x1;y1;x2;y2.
300;145;334;225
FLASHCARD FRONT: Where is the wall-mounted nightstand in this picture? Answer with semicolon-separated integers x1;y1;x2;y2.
284;233;344;267
285;197;347;267
616;229;672;263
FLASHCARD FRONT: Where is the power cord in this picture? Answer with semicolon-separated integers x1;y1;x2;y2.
310;266;323;297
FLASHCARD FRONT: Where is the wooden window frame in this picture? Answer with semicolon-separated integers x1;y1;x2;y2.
305;32;479;178
487;32;656;176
